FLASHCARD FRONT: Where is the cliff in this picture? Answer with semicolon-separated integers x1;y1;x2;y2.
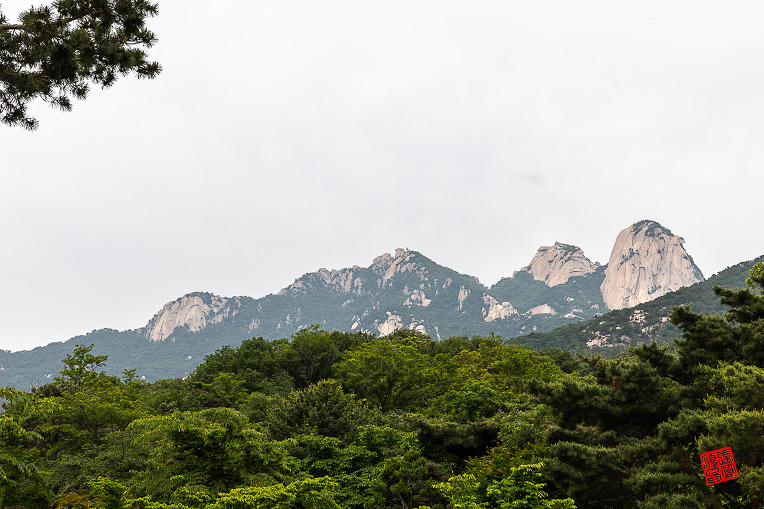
521;242;599;287
600;220;704;310
142;292;242;341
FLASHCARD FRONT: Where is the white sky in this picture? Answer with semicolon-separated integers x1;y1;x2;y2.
1;1;763;351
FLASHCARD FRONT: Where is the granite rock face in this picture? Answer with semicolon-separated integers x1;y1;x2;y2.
481;294;518;322
522;242;599;287
600;220;704;310
277;248;424;298
140;221;705;343
142;293;240;341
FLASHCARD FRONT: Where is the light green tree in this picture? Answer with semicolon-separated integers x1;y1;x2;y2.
434;464;575;509
433;473;486;509
208;477;339;509
486;464;576;509
334;338;436;412
54;343;109;390
128;407;292;502
0;387;52;508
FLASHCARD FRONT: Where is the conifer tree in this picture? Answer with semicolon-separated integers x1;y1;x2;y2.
0;0;161;129
672;261;764;368
532;263;764;508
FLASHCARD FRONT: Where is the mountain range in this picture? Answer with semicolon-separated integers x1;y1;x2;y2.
139;219;704;343
2;219;753;389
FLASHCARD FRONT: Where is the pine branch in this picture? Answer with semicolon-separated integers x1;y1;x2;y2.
1;0;161;129
1;11;93;31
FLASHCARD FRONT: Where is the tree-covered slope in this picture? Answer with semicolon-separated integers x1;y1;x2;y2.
165;249;613;342
2;261;763;508
0;328;239;389
514;255;764;353
2;252;761;389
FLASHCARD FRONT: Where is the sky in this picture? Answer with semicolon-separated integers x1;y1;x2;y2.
1;1;763;351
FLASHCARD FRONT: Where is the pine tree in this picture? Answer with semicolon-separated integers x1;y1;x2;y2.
0;0;161;129
672;261;764;369
532;263;764;508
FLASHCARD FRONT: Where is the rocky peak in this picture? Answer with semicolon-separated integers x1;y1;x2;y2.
278;248;423;297
142;292;239;341
371;248;421;282
278;264;364;297
522;242;599;287
600;220;704;310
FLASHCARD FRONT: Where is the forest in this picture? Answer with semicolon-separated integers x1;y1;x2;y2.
1;263;763;509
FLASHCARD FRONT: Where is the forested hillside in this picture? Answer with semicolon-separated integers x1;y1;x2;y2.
516;255;764;353
1;263;763;508
2;256;761;390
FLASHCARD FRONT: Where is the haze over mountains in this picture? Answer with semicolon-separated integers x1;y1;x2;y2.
0;219;730;387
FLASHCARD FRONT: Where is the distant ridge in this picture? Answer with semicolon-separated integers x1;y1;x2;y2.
0;220;731;388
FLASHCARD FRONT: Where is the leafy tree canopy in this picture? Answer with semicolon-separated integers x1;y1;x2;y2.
0;387;52;508
55;343;109;389
128;407;292;502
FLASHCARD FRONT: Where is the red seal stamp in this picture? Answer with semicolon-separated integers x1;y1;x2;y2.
700;447;738;485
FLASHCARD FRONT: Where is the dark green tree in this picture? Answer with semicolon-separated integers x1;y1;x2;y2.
281;327;371;388
288;427;419;509
266;379;372;441
33;375;150;493
189;337;293;397
369;448;436;509
0;0;160;129
531;263;764;508
672;261;764;369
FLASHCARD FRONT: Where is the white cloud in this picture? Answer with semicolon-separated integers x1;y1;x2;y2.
1;0;762;349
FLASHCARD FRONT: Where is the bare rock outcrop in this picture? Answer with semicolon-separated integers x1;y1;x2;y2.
143;293;239;341
404;289;431;307
482;294;518;322
522;242;599;287
527;304;557;315
278;248;424;297
600;220;704;310
377;312;404;336
278;265;365;296
371;248;428;286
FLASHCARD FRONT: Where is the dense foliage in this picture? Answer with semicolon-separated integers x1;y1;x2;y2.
1;263;763;508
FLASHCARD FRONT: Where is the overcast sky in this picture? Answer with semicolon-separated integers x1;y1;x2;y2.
1;1;763;351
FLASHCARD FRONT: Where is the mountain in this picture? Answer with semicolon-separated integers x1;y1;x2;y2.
262;248;492;338
600;220;704;309
142;294;245;341
0;220;725;388
489;242;607;332
517;254;764;353
520;242;600;286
